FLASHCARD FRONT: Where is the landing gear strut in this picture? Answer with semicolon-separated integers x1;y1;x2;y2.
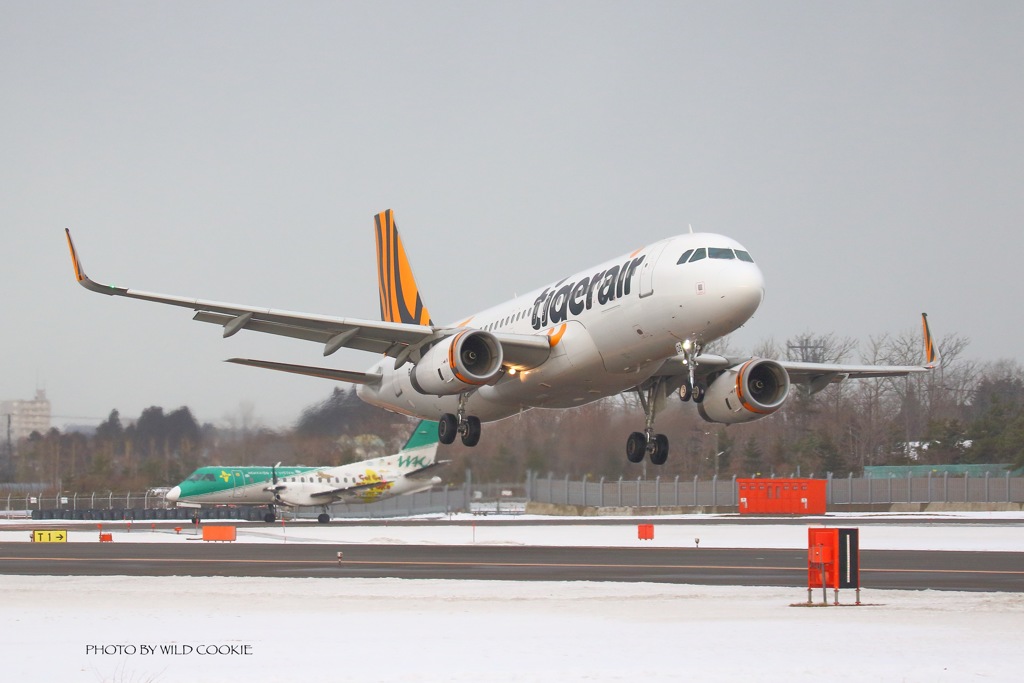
677;339;705;404
627;378;671;465
438;393;482;447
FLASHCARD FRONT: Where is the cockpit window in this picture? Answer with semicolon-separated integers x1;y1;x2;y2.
679;246;754;264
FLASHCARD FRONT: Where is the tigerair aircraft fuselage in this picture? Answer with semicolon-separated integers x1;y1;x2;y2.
65;210;938;466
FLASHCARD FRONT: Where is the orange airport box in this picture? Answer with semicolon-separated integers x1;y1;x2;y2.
202;525;237;542
737;479;826;514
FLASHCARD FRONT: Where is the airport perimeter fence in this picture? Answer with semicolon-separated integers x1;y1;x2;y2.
6;471;1023;520
526;470;1024;510
3;483;500;521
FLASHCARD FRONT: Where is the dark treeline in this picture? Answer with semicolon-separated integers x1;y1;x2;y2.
6;327;1023;491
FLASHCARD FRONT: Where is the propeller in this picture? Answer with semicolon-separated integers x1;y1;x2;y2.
266;461;284;503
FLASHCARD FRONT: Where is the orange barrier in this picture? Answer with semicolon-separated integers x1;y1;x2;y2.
637;523;654;540
202;526;237;542
99;533;113;542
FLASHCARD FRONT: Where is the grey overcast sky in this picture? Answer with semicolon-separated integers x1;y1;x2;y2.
2;1;1022;429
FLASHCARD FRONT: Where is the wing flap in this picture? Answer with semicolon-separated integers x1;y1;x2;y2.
227;358;382;385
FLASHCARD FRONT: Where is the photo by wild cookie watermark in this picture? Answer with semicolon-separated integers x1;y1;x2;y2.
86;643;254;656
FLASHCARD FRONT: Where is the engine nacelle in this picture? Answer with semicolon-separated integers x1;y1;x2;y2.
697;358;790;424
273;489;319;507
411;330;504;396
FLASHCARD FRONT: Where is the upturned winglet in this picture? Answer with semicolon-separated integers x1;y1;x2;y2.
922;312;940;368
64;229;125;296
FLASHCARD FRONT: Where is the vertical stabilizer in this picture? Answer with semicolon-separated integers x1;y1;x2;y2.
375;210;433;326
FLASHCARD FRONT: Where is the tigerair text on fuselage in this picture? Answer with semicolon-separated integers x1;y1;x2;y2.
530;254;646;330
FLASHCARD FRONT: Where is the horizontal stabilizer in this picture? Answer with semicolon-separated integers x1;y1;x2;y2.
227;358;382;385
405;460;450;479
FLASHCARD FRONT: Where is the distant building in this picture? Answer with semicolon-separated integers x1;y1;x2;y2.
2;389;52;445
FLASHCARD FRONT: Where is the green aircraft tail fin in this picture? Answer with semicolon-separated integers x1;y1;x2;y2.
402;420;439;451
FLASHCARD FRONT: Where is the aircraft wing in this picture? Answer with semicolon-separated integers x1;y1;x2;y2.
65;230;554;375
66;229;433;356
650;313;938;394
308;480;392;499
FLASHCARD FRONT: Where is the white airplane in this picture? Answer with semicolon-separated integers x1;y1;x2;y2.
65;210;938;465
165;420;444;523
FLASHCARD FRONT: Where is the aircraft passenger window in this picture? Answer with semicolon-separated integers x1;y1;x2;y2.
708;248;735;259
735;250;754;262
676;249;694;264
688;248;707;262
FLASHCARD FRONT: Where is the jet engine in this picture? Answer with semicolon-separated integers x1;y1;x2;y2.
411;330;504;395
697;358;790;424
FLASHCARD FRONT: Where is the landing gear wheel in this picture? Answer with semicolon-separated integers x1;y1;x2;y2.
317;513;330;524
438;413;458;445
626;432;647;463
649;434;669;465
263;512;276;523
460;416;482;447
679;383;692;402
692;385;705;403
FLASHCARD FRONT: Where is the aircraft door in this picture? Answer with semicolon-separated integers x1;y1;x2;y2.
638;241;669;298
231;471;244;498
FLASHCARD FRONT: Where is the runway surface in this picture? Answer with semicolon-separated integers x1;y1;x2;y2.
2;541;1021;592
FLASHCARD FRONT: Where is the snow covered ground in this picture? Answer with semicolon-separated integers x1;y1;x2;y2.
2;513;1022;682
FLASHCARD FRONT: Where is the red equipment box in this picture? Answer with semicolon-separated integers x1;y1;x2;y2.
737;478;826;514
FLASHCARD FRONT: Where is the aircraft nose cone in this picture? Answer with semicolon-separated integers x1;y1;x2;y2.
730;264;765;316
165;486;181;503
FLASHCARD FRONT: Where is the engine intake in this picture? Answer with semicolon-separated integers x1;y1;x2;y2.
411;330;504;396
698;358;790;424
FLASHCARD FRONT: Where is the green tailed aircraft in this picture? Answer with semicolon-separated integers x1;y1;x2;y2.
165;421;443;523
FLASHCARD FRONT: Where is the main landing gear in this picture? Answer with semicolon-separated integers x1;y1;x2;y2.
438;393;482;447
626;378;672;465
264;504;331;524
625;339;706;464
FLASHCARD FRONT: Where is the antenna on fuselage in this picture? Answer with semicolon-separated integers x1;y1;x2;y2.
688;224;694;234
